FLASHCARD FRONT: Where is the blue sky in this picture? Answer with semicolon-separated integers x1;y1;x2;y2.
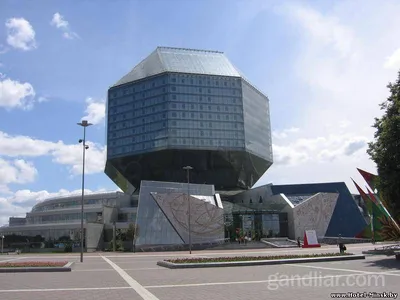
1;0;400;224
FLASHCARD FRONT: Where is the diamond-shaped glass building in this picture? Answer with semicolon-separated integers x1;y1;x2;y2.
105;47;273;192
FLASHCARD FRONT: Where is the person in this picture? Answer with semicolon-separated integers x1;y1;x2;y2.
297;237;301;248
337;234;346;254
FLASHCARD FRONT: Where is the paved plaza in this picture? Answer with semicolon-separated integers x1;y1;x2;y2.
0;244;399;300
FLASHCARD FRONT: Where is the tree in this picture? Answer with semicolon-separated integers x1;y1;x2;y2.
126;223;138;252
367;70;400;220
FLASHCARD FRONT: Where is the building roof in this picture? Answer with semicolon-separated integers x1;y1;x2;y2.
112;47;244;87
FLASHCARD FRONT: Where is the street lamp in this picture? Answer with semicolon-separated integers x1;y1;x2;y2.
77;120;92;263
183;166;193;254
1;235;4;254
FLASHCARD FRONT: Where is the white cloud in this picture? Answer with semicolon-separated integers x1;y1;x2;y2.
82;97;106;125
272;127;300;139
256;1;400;192
272;133;368;166
384;47;400;69
0;158;37;187
0;188;113;225
5;18;36;51
50;13;79;40
0;75;36;110
0;131;106;177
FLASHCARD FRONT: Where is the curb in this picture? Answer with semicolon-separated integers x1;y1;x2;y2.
157;254;366;269
0;262;74;273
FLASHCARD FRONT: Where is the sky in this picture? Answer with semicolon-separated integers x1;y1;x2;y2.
1;0;400;225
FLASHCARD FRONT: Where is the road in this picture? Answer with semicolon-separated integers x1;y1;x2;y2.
0;243;399;300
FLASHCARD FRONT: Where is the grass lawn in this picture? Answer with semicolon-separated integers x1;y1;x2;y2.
0;261;68;268
165;252;352;264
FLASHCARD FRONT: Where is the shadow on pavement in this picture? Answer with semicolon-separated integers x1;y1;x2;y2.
364;257;400;270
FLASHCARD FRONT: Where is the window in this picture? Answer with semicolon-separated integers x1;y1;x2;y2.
250;198;253;204
171;86;176;91
172;78;176;83
259;196;263;203
172;95;176;100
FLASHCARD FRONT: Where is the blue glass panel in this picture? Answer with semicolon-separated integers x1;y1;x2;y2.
241;80;273;162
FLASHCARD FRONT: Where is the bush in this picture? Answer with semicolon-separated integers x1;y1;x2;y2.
109;239;124;251
64;244;72;253
166;252;353;264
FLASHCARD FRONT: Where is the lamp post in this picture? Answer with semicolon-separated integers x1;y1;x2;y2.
1;235;4;254
183;166;193;254
77;120;92;263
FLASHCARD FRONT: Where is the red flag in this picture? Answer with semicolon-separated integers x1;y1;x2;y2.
351;178;373;210
357;168;378;191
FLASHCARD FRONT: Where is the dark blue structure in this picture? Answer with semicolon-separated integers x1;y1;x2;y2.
271;182;367;237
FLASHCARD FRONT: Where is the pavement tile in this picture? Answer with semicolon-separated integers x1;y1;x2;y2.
0;288;142;300
0;271;128;290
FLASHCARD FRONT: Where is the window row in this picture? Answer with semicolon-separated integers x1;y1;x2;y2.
109;130;244;146
169;102;242;112
108;121;243;139
110;131;167;145
108;103;243;124
109;124;167;138
111;85;241;103
169;74;240;88
108;138;245;156
27;212;100;224
169;112;242;122
169;120;243;130
109;74;241;98
109;94;241;113
31;198;115;212
109;116;167;129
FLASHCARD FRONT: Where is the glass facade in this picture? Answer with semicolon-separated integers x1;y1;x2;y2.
105;47;273;191
242;80;273;162
26;212;101;225
107;73;245;158
0;228;86;250
31;192;125;212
